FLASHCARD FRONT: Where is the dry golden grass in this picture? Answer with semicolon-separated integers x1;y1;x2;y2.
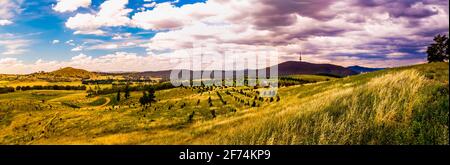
0;63;448;145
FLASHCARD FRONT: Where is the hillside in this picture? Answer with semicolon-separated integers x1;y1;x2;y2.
0;62;447;144
271;61;357;77
49;67;96;79
205;62;448;144
347;65;385;73
128;61;358;80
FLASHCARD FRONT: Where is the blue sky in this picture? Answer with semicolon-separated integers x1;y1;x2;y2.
1;0;203;62
0;0;448;74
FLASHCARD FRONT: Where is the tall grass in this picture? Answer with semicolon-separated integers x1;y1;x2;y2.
209;70;448;144
1;63;447;144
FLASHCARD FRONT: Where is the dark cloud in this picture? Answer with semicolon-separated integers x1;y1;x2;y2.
248;0;336;29
354;0;439;18
252;14;298;29
330;53;387;60
286;27;348;41
415;27;449;37
261;0;335;19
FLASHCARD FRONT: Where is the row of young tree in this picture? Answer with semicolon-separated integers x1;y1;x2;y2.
114;89;156;107
82;79;158;85
112;83;156;108
87;82;174;96
0;87;15;94
278;77;321;87
16;85;87;91
1;85;88;94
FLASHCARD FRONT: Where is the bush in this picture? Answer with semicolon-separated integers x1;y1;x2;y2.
0;87;15;94
16;85;86;91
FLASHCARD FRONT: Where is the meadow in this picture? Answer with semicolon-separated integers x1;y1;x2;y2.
0;62;448;144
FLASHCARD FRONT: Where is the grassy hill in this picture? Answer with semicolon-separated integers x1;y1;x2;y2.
208;62;448;144
49;67;96;79
0;67;97;85
128;61;357;80
0;62;447;144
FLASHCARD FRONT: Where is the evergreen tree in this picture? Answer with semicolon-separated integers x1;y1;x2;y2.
208;97;212;106
124;83;130;99
116;90;121;102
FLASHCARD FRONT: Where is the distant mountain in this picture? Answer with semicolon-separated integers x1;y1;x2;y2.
123;61;358;80
273;61;358;77
347;65;384;74
50;67;97;79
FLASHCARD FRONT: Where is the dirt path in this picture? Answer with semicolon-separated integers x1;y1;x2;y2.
99;97;111;107
80;97;111;110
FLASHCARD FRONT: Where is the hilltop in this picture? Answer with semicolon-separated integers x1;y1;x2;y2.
49;67;96;79
125;61;358;80
347;65;385;73
272;61;357;77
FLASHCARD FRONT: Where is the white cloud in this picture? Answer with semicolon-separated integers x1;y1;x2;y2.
71;46;83;52
53;0;91;13
130;1;228;31
0;39;29;56
85;40;140;50
89;44;118;50
65;39;75;46
2;0;448;74
0;52;179;74
130;0;448;68
0;0;24;26
52;40;60;44
65;0;132;35
143;2;157;8
112;33;132;40
0;0;23;19
0;19;13;26
131;3;185;30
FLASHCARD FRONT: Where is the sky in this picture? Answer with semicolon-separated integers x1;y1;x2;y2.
0;0;449;74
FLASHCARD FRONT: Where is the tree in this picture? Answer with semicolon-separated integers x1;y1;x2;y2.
139;89;156;107
427;34;449;63
146;89;156;106
208;97;213;107
139;91;148;107
116;90;121;102
124;83;130;99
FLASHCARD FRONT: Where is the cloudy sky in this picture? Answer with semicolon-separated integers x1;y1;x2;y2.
0;0;448;74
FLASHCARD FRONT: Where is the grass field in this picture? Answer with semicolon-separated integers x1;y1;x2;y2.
0;62;448;144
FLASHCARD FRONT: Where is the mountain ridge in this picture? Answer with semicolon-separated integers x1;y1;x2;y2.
347;65;385;73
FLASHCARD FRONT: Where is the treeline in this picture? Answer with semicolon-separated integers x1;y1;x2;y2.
88;82;174;96
0;87;15;94
16;85;87;91
82;79;113;85
278;77;318;87
82;79;157;85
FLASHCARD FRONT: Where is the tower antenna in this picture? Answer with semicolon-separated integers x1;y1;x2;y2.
299;51;303;61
